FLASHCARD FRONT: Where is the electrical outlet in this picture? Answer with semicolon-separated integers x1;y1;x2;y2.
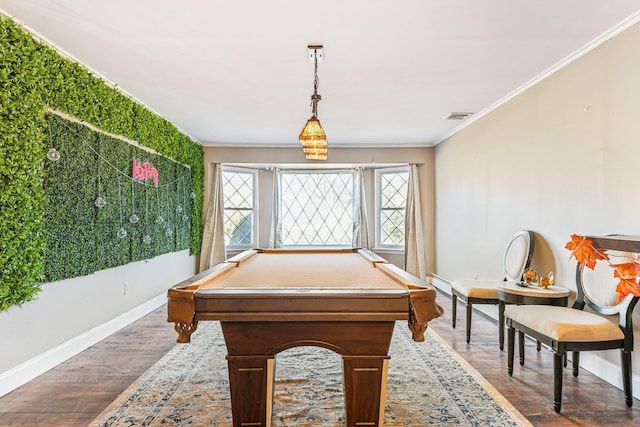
124;282;129;296
474;272;479;280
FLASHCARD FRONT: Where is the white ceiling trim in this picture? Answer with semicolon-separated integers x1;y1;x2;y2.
0;9;199;142
436;9;640;145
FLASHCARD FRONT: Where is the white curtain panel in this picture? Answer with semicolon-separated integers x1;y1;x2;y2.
268;168;283;248
198;163;226;272
404;164;426;279
352;167;370;249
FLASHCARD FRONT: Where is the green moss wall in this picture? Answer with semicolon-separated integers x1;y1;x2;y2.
0;15;203;311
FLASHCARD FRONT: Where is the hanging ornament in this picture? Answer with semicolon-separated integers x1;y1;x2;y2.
165;188;172;234
116;176;127;240
179;177;189;223
46;126;61;161
190;191;196;199
144;187;152;245
176;205;183;214
154;187;165;225
46;148;61;162
94;154;107;208
94;196;107;208
129;179;139;224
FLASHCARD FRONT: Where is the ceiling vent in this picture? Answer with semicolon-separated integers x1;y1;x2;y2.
444;112;474;120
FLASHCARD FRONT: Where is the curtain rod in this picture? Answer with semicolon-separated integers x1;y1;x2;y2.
221;163;422;171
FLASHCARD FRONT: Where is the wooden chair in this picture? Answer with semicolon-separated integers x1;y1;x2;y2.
450;230;534;343
505;254;640;413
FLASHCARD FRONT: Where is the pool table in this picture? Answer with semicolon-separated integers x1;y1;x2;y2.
167;248;443;427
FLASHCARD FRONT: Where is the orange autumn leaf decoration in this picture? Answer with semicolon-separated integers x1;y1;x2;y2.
566;234;640;301
564;234;609;269
611;261;640;302
616;277;640;301
611;261;640;278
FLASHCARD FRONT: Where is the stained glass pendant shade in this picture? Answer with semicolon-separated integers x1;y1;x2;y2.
299;117;327;160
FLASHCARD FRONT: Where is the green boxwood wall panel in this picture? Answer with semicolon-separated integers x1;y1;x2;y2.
0;15;203;311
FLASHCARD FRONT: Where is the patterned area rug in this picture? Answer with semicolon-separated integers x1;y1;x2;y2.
90;322;531;426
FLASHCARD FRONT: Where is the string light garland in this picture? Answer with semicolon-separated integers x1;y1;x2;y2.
45;115;194;246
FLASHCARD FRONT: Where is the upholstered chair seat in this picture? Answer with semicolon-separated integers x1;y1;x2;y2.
504;305;624;342
505;249;639;413
450;230;534;343
449;280;502;299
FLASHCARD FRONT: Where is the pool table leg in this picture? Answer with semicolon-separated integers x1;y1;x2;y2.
227;355;275;427
173;321;198;343
343;355;390;427
221;320;395;426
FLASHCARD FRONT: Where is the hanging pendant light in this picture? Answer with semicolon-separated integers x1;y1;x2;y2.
299;45;327;160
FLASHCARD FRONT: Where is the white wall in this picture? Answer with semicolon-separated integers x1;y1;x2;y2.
435;22;640;397
202;146;435;270
0;250;196;397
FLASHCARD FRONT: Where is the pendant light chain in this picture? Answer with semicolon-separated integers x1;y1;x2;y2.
312;58;320;117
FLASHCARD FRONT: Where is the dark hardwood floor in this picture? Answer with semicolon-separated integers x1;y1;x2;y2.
0;291;638;426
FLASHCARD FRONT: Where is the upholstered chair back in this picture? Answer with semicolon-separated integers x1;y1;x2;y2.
575;250;639;353
578;250;634;311
502;230;533;281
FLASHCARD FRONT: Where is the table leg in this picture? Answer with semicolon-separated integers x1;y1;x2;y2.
227;355;275;427
498;300;505;351
518;331;525;366
343;355;389;427
221;321;394;426
507;325;515;376
451;294;457;328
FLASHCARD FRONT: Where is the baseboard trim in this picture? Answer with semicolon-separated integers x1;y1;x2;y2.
579;352;640;400
0;293;166;398
430;273;452;294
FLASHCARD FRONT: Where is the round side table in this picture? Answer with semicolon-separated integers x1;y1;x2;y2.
497;282;570;351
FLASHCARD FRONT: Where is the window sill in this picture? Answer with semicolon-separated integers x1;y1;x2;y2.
372;247;404;255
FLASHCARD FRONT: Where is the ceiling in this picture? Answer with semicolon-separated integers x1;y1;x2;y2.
3;1;640;148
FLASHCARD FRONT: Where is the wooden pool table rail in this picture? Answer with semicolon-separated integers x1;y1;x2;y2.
168;248;442;343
